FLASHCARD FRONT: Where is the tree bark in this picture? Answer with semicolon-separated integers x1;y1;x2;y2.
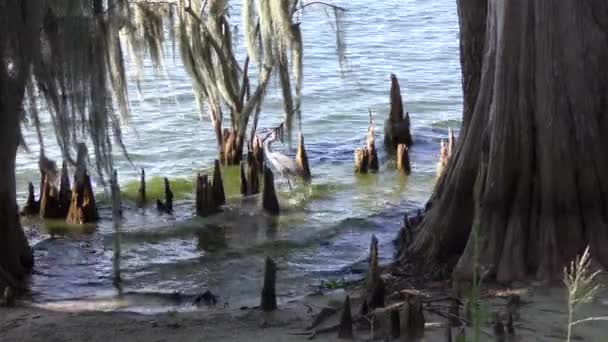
0;87;33;284
409;0;608;282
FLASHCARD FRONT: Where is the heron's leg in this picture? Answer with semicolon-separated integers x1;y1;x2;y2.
287;178;293;190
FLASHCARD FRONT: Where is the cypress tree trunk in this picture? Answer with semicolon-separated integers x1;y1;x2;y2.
0;88;33;284
409;0;608;282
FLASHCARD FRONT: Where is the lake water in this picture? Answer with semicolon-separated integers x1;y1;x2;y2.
16;0;462;312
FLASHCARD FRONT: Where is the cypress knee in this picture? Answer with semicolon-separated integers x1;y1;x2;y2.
262;166;280;215
390;308;401;339
21;182;40;216
58;160;71;217
240;162;248;196
247;152;260;195
384;74;413;150
367;235;385;309
354;148;369;174
66;171;98;224
196;174;216;217
260;257;277;311
445;321;452;342
295;132;312;182
40;174;63;219
252;136;264;174
137;168;146;207
338;296;354;339
367;110;379;171
164;177;173;213
212;159;226;206
397;144;411;175
401;295;425;340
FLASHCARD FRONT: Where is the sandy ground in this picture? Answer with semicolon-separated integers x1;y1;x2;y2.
1;283;607;341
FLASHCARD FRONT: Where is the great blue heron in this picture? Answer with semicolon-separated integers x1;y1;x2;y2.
262;123;298;188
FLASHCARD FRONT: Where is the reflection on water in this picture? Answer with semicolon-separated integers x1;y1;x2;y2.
18;0;462;312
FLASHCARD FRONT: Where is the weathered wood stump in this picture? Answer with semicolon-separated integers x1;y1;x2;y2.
436;140;449;179
367;110;379;172
260;257;277;311
366;235;385;309
448;128;455;157
295;133;312;182
212;159;226;206
137;168;146;208
66;169;98;224
397;144;411;175
390;308;401;339
252;136;264;174
40;174;63;219
58;161;71;217
354;148;369;174
196;174;218;217
401;295;425;341
338;295;354;339
262;166;280;216
239;152;260;197
384;74;413;151
20;182;40;216
156;177;173;214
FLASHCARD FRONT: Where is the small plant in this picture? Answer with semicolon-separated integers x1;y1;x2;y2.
564;246;607;342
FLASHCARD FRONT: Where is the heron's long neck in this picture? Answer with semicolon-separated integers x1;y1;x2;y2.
264;138;274;154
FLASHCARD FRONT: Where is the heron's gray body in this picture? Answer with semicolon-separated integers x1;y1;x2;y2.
263;132;298;179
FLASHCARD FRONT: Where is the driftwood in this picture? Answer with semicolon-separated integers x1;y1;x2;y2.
137;168;146;207
295;133;312;182
262;166;280;216
366;235;385;309
401;295;425;340
354;148;369;174
156;177;173;214
338;296;354;339
20;182;39;216
212;159;226;206
397;144;411;175
384;74;413;150
196;174;216;217
260;257;277;311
